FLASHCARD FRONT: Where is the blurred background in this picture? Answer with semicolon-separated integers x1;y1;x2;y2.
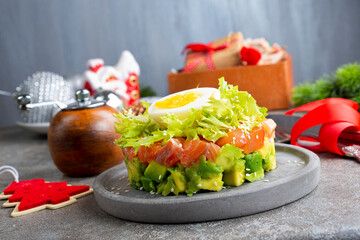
0;0;359;127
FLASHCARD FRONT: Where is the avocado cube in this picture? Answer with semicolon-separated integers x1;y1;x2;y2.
244;152;265;182
144;161;167;183
124;157;146;189
258;137;271;159
162;175;180;196
198;173;223;191
156;181;166;194
171;171;186;192
268;139;277;171
140;176;157;192
223;160;245;186
198;156;223;179
215;144;244;171
260;138;277;171
245;169;264;182
244;152;263;173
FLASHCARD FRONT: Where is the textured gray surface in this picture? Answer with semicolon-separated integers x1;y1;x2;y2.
1;0;360;127
1;126;360;239
93;144;320;223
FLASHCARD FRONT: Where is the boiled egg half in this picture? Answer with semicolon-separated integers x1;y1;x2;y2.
148;88;220;124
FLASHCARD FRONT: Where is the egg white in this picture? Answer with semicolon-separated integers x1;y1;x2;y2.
148;88;220;124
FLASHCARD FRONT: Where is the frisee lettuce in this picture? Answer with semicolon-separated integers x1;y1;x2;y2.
114;77;267;152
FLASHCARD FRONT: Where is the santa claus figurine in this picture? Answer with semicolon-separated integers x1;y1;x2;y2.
82;51;141;106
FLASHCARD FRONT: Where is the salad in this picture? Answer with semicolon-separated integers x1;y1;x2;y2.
115;78;277;196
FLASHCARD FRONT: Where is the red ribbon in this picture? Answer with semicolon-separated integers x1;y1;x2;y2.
182;38;239;72
285;98;360;155
181;42;230;55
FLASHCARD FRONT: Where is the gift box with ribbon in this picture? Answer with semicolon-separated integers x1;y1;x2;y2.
168;37;293;110
168;32;293;110
182;32;243;72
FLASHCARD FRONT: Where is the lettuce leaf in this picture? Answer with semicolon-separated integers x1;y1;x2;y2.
114;77;267;151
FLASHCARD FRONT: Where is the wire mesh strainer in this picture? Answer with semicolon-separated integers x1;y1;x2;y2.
13;72;73;123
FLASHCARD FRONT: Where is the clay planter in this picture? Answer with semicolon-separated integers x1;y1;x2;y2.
168;54;294;110
48;105;123;177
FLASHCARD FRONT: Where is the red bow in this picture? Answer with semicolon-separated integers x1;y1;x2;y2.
285;98;360;155
181;42;230;55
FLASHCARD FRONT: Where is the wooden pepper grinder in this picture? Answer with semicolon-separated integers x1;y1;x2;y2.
47;89;123;177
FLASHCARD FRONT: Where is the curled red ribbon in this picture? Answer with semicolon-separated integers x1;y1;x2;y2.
285;98;360;155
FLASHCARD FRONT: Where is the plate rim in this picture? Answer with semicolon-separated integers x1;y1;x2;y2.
93;143;321;222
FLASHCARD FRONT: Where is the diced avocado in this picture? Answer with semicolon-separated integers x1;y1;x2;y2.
244;152;264;182
198;173;223;191
268;138;277;171
260;137;277;171
124;157;147;189
258;137;271;159
184;158;224;195
156;181;166;194
215;144;244;171
262;154;271;172
223;160;245;186
171;171;186;192
185;173;201;197
245;169;264;182
140;176;157;192
198;156;223;178
144;161;167;183
244;152;263;173
161;175;180;196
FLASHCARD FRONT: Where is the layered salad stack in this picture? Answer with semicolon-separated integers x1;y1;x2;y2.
115;78;277;196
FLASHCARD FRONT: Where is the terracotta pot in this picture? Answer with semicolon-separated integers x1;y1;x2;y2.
48;103;123;177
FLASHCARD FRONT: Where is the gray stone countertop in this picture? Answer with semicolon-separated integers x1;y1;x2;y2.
0;126;359;240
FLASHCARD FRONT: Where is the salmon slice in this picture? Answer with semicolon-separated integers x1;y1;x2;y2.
243;126;265;154
262;118;277;139
123;147;136;162
216;128;247;148
181;140;210;168
137;143;162;163
154;138;184;167
204;142;221;162
215;126;265;154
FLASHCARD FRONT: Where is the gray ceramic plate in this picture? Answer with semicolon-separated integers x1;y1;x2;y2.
93;143;320;223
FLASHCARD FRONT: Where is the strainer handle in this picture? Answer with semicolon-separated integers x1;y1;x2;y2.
0;90;13;97
16;94;68;110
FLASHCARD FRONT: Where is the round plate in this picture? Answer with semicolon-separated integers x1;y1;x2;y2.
16;121;49;134
93;143;320;223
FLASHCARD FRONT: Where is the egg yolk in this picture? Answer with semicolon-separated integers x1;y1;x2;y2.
155;91;202;109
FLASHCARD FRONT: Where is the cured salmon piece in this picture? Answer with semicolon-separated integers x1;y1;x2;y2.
216;128;247;148
137;144;162;163
181;140;210;168
154;138;184;167
215;125;265;154
204;142;221;162
242;126;264;154
262;118;277;139
123;147;136;162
